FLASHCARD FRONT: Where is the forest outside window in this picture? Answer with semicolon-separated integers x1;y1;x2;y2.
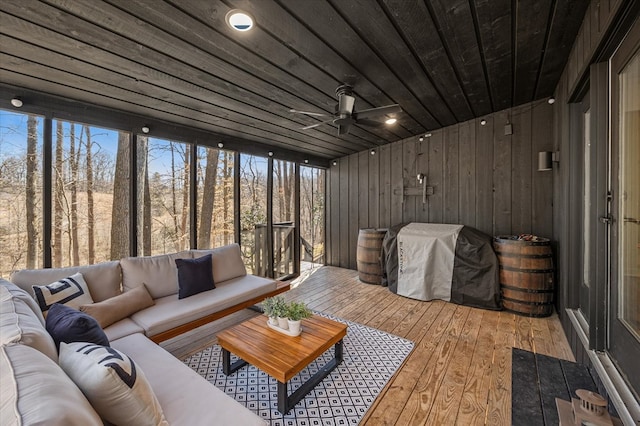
0;111;44;276
196;145;235;249
51;120;130;268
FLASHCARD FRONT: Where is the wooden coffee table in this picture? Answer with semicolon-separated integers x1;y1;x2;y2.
217;314;348;414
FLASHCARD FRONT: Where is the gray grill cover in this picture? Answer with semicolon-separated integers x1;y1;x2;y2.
382;223;501;310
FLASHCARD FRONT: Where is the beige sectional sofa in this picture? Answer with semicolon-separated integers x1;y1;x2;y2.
1;243;288;425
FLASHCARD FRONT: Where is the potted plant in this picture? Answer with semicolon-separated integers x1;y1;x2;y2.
261;297;279;326
285;301;312;334
269;296;289;330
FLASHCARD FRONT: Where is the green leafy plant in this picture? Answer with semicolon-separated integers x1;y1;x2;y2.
263;296;288;318
286;301;312;321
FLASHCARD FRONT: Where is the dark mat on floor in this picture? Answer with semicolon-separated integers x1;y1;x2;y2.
511;348;599;426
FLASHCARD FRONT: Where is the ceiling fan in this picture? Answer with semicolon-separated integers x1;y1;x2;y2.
290;84;402;135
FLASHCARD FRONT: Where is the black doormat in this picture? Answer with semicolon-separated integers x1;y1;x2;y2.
511;348;601;425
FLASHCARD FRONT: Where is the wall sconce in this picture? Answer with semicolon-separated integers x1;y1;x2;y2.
538;151;560;171
417;173;425;184
10;97;23;108
141;125;150;134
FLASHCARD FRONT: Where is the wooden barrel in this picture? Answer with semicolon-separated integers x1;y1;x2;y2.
356;229;387;285
493;236;554;317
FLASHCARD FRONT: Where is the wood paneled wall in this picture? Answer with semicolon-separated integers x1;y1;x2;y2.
326;99;554;269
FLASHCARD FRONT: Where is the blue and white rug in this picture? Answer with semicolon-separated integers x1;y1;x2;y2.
183;312;414;425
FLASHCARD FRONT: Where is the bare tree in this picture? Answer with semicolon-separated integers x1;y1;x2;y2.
110;132;130;260
53;121;64;267
135;136;151;256
180;144;190;250
85;125;95;263
25;115;38;268
69;124;80;265
198;148;219;248
223;151;231;245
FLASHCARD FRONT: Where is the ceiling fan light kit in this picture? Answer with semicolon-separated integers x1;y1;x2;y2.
291;84;401;135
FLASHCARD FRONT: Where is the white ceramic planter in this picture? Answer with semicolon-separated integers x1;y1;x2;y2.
277;317;289;330
287;319;301;335
268;316;278;326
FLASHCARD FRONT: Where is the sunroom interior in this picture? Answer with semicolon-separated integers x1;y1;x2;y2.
0;0;639;424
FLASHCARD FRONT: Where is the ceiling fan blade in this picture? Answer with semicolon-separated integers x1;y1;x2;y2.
301;119;333;130
356;104;402;120
356;118;384;127
289;109;329;117
338;94;355;115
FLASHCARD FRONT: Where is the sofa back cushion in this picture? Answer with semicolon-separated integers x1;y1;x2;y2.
191;243;247;283
0;279;44;326
0;285;58;362
121;251;191;299
10;261;122;303
0;344;102;426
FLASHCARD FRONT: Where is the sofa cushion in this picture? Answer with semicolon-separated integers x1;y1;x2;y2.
11;261;122;303
80;284;154;328
0;285;58;362
176;254;215;299
192;243;247;283
104;318;144;344
0;279;45;326
59;342;168;426
121;251;191;299
110;333;266;425
130;274;277;337
0;344;102;426
32;273;94;315
46;303;109;349
103;318;145;342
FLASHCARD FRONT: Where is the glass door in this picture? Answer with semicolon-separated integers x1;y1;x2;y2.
609;27;640;395
580;102;592;324
272;159;296;279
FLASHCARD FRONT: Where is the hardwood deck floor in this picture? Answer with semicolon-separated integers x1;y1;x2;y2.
163;266;574;425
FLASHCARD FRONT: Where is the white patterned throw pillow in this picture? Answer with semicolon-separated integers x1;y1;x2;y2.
59;342;168;426
32;272;93;315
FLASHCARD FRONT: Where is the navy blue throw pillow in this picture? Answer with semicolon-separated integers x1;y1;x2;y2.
175;254;215;299
45;303;110;350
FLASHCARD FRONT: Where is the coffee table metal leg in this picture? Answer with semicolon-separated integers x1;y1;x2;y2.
222;348;248;375
276;339;344;415
277;381;289;414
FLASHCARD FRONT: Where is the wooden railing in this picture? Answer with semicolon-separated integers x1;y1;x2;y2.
254;222;295;278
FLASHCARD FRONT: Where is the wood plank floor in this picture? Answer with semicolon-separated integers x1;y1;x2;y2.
162;266;575;425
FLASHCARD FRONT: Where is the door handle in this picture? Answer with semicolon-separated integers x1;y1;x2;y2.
624;217;639;224
599;216;612;224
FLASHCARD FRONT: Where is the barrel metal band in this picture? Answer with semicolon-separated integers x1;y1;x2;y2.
502;296;554;306
501;284;554;293
496;252;553;259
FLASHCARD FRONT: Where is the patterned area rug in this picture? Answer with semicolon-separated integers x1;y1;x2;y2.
183;312;414;425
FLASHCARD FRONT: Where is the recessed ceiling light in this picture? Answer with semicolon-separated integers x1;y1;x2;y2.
304;159;309;164
385;118;397;125
370;149;376;155
10;97;23;108
480;119;487;126
268;151;274;157
226;10;254;32
548;97;556;104
332;160;338;166
217;142;224;148
141;125;150;134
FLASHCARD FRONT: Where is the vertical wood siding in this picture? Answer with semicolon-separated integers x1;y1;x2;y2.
326;99;554;269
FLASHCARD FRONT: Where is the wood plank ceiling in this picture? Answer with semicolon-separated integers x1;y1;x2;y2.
0;0;588;163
